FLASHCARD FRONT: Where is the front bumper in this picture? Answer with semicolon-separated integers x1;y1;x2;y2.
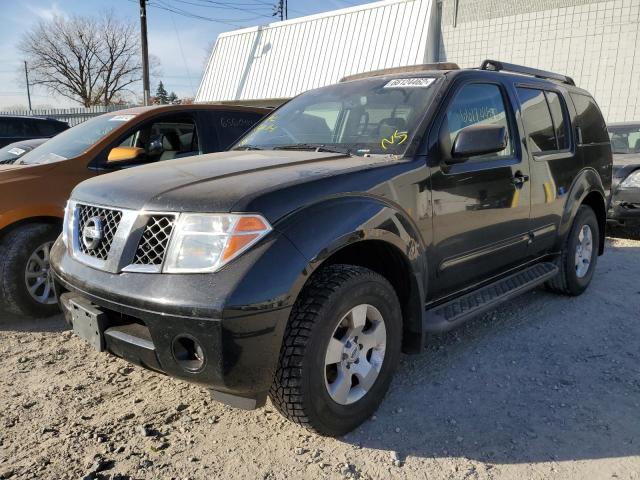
50;234;306;409
608;187;640;225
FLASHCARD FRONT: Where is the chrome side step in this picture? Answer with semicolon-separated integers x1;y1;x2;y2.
423;262;559;333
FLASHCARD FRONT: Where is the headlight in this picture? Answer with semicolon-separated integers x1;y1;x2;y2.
620;170;640;188
163;213;272;273
62;201;73;247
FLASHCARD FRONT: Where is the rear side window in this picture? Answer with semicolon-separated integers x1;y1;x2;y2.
517;88;570;153
545;91;569;150
35;121;59;136
570;93;608;144
217;111;264;149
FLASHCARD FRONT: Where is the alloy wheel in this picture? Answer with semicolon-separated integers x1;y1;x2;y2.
324;304;387;405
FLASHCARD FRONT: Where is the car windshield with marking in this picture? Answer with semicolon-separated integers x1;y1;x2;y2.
234;76;438;156
609;124;640;154
18;114;136;165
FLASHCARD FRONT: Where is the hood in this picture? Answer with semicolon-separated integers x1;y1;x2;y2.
612;153;640;181
71;150;397;221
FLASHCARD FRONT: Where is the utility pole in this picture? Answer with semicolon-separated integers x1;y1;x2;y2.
139;0;151;106
23;61;32;111
273;0;287;21
285;0;288;20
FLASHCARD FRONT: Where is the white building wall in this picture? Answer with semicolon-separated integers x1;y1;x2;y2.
439;0;640;122
196;0;438;103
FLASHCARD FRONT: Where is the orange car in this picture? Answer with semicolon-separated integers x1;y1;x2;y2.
0;104;269;317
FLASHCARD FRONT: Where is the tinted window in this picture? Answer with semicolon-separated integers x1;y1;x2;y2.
442;83;514;162
217;111;264;149
35;120;59;137
0;118;31;137
570;93;608;144
517;88;557;153
545;91;569;149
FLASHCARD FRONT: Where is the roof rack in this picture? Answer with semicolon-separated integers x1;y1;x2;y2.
340;63;460;82
480;59;575;86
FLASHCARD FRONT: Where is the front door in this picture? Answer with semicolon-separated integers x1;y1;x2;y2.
429;81;531;298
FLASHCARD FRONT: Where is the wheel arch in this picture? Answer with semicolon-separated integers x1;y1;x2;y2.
0;216;63;242
276;196;428;353
559;168;607;256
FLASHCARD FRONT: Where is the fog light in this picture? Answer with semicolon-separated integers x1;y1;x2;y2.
172;335;206;372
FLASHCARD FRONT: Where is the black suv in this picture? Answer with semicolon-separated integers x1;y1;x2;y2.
51;60;612;436
0;115;68;148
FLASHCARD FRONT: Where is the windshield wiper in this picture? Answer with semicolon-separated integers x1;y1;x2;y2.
234;144;265;151
272;144;353;156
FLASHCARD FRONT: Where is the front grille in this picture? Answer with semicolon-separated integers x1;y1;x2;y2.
132;215;176;266
77;204;123;260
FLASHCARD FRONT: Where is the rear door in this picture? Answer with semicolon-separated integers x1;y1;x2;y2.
429;79;531;297
516;86;580;256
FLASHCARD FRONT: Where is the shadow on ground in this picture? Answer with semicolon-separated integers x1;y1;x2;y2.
341;244;640;464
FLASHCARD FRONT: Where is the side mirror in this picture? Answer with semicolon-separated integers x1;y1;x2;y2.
107;146;144;164
450;125;507;162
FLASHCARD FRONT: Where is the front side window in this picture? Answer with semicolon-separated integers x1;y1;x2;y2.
113;115;199;166
235;76;438;155
441;83;514;162
608;124;640;154
517;87;567;153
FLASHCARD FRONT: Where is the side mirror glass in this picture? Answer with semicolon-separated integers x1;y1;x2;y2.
107;146;144;164
450;125;507;162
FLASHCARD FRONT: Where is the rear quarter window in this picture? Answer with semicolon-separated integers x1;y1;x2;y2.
570;93;608;144
217;111;264;149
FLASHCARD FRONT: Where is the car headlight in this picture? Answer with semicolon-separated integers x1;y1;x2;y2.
163;213;272;273
62;201;73;247
620;170;640;188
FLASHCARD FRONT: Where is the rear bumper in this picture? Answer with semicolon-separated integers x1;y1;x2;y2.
50;237;300;409
608;187;640;225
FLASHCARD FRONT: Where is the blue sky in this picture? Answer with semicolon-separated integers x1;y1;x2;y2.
0;0;372;109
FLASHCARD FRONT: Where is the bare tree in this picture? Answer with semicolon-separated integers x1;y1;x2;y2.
19;11;148;107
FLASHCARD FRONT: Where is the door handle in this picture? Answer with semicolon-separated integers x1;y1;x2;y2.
512;171;530;188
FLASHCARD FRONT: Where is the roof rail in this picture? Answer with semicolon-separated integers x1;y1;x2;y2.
480;59;575;86
340;63;460;82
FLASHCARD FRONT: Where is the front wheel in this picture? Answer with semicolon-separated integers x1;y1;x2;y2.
0;223;61;317
547;205;600;296
270;264;402;436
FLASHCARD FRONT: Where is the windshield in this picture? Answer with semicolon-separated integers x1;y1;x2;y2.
19;113;136;165
0;144;30;162
235;76;439;155
609;124;640;154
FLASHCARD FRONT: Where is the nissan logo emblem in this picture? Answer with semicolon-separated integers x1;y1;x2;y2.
82;216;104;250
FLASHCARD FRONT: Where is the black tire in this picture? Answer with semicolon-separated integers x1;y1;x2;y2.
547;205;599;296
0;223;61;317
269;264;402;437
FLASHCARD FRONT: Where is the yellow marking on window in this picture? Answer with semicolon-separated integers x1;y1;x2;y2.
381;130;408;150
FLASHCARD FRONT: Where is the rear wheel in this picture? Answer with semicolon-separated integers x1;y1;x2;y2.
0;223;60;317
269;264;402;436
547;205;599;296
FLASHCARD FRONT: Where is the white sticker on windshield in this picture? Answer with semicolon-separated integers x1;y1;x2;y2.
384;78;435;88
8;147;26;156
109;114;136;122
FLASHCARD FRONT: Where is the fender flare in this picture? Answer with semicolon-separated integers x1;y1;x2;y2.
274;195;428;341
558;167;607;253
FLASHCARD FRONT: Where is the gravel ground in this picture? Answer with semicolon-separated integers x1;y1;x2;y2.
1;234;639;480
